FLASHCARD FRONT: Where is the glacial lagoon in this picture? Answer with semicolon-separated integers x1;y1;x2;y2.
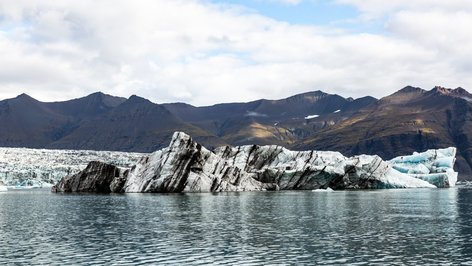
1;188;472;265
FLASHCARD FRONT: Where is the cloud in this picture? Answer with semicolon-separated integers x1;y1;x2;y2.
0;0;471;105
335;0;472;16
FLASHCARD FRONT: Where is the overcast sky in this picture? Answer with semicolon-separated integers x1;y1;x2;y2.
0;0;471;105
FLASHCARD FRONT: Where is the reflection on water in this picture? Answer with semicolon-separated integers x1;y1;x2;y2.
0;188;470;265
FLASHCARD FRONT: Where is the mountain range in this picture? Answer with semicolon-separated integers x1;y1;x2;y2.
1;86;472;179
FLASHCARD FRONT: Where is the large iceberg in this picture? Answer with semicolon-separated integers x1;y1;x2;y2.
52;132;458;193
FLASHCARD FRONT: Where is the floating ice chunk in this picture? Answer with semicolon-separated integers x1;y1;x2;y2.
0;186;7;192
409;169;458;188
389;147;457;187
304;115;319;119
41;182;54;188
312;187;334;192
377;168;436;189
333;110;341;113
343;154;436;189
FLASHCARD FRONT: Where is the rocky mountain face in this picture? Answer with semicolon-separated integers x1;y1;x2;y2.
52;132;457;193
163;91;376;146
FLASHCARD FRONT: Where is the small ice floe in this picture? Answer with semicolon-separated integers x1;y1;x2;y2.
304;114;319;119
312;187;334;192
333;110;341;113
0;186;8;192
41;183;54;188
11;179;45;190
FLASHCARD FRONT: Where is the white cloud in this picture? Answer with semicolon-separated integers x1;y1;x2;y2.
0;0;471;105
336;0;472;16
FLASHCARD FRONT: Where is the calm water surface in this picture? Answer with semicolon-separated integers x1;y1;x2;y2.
1;188;472;265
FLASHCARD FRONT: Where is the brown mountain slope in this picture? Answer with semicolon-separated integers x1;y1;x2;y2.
163;91;377;146
293;86;472;179
47;95;227;152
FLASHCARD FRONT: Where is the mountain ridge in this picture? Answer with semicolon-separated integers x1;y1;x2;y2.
2;86;472;179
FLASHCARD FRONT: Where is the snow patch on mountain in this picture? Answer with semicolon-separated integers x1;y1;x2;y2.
304;115;319;119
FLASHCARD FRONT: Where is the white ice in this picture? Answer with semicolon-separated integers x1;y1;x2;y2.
0;147;144;187
312;187;334;192
389;147;458;187
304;115;319;119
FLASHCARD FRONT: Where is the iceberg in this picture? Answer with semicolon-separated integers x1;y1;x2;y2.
53;132;457;193
312;187;334;192
0;186;7;192
389;147;457;188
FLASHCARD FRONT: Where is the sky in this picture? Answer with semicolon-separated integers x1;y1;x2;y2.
0;0;472;105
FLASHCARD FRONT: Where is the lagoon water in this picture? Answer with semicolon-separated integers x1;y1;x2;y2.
1;188;472;265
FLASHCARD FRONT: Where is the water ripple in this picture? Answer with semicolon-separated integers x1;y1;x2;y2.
1;188;472;265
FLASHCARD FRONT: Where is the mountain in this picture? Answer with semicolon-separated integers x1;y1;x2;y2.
0;92;225;152
48;95;226;152
163;91;377;146
293;86;472;177
48;92;126;119
0;92;128;148
3;87;472;180
0;90;375;152
0;93;68;147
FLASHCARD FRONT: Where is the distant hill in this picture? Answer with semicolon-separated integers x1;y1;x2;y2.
2;86;472;179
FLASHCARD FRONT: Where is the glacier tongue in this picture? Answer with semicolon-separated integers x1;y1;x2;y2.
0;147;144;187
53;132;457;193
